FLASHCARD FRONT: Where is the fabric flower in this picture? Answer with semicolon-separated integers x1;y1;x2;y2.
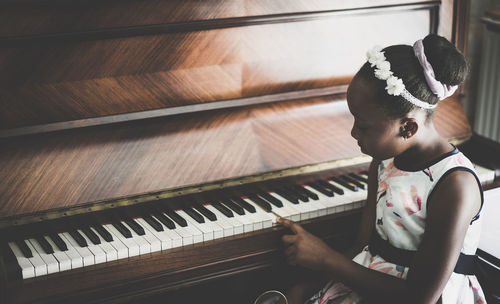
367;46;385;67
375;68;392;80
376;60;391;71
385;76;405;95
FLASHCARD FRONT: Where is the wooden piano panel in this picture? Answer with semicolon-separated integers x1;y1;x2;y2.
0;0;437;37
0;1;437;130
0;95;471;224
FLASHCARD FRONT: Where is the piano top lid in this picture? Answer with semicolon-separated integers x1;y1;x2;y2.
0;94;471;227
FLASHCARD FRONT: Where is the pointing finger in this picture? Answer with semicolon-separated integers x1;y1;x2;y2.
277;217;303;234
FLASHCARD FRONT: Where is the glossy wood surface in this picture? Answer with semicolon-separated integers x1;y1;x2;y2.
0;1;438;130
0;0;439;37
0;95;471;221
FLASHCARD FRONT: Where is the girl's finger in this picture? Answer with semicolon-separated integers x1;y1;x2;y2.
278;217;303;234
282;234;297;244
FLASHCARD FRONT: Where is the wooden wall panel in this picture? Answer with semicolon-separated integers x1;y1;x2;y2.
0;5;434;130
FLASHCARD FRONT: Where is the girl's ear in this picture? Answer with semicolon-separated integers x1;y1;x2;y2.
399;118;418;140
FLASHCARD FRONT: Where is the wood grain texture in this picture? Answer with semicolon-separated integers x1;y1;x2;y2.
0;0;438;37
0;6;434;129
0;95;471;220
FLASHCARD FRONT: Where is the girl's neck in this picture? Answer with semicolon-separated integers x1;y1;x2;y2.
394;123;454;171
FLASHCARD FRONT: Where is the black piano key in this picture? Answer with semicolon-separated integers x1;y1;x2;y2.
193;203;217;221
275;189;299;205
68;229;88;247
15;240;33;258
35;236;54;254
295;185;319;200
361;170;369;175
212;202;234;218
81;227;101;245
348;172;368;183
164;208;188;227
306;182;334;197
124;218;145;235
92;224;114;242
221;199;245;215
248;195;272;212
143;214;164;232
48;233;68;251
258;192;283;208
111;221;132;238
183;207;205;224
331;176;358;192
232;197;256;213
284;186;309;202
340;175;366;190
317;179;344;195
153;211;176;229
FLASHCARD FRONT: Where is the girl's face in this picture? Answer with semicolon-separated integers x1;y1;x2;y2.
346;76;407;160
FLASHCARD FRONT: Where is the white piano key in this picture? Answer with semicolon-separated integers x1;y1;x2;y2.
203;204;234;237
272;193;315;220
120;222;152;255
155;213;194;246
301;190;329;217
136;218;172;250
129;219;162;252
205;205;242;235
43;236;71;272
243;198;274;229
171;210;203;244
148;216;183;248
304;185;341;215
8;242;35;279
87;227;119;262
61;232;95;266
266;192;301;221
77;230;107;264
23;239;48;276
328;180;367;209
227;201;257;232
102;225;140;257
130;219;162;253
53;233;83;269
91;227;128;260
28;238;59;274
177;210;215;241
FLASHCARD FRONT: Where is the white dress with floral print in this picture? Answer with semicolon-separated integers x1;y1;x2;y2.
306;148;487;304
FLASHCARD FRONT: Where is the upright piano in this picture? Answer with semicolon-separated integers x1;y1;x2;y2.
0;0;498;303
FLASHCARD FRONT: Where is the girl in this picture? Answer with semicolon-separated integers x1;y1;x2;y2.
278;34;487;304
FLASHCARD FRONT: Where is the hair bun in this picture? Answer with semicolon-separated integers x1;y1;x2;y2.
422;34;468;86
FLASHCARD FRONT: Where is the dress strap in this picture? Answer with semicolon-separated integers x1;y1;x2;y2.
368;231;477;275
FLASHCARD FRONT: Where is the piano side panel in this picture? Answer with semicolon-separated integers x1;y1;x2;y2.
0;2;436;130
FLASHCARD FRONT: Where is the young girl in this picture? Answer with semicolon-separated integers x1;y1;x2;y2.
278;34;487;304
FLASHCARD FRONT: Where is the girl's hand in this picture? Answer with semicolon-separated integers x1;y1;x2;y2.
278;217;337;270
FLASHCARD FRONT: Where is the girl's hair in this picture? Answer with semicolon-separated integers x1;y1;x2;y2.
356;34;468;119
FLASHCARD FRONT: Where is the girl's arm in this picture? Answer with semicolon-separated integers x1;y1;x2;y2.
343;159;380;259
280;170;481;304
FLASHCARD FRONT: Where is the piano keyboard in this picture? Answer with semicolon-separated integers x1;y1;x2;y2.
3;172;370;280
4;163;494;281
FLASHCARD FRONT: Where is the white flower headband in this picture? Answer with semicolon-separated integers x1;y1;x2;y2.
366;46;437;110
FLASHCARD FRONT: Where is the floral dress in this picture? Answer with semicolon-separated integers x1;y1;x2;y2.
306;148;487;304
